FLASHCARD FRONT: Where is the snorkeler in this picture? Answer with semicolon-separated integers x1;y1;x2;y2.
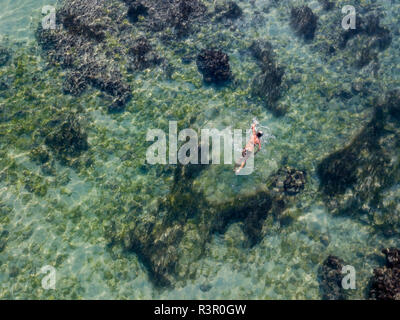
235;122;263;174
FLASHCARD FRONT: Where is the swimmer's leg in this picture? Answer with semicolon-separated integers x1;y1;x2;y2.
235;160;246;174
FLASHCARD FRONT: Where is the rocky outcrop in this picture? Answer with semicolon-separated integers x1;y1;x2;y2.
36;0;134;112
127;37;162;71
124;163;305;287
44;114;89;160
318;255;348;300
271;167;306;196
123;0;208;35
250;40;286;116
196;49;232;84
214;1;243;22
290;6;318;40
317;90;400;233
0;47;11;67
369;248;400;300
313;4;392;71
36;0;211;111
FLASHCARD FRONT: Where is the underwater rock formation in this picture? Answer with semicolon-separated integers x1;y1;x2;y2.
125;0;149;23
36;0;134;111
313;4;392;70
123;0;208;35
127;37;162;71
290;6;318;40
36;0;211;111
339;13;391;70
0;47;11;67
318;0;334;11
29;146;50;165
317;90;400;232
44;114;89;160
123;161;305;286
340;13;392;51
196;49;232;84
214;1;243;22
271;167;306;196
318;255;347;300
369;248;400;300
250;40;286;116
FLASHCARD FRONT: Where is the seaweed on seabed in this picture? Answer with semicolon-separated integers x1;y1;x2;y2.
35;0;133;112
44;114;89;164
338;12;392;70
214;1;243;22
124;155;208;287
127;37;162;71
317;90;400;226
318;255;348;300
369;248;400;300
290;6;318;41
124;162;306;286
250;40;286;116
0;46;11;67
196;49;232;84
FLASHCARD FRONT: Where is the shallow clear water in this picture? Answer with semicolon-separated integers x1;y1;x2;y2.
0;0;400;299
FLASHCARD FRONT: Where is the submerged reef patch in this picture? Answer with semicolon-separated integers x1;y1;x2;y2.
122;160;305;287
290;6;318;41
271;167;306;196
250;40;286;116
43;114;89;163
312;3;392;72
214;1;243;22
196;49;232;84
35;0;212;111
318;255;348;300
369;248;400;300
36;0;134;112
122;0;208;35
0;47;11;67
317;90;400;234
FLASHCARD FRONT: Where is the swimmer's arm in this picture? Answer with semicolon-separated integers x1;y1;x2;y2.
251;123;256;135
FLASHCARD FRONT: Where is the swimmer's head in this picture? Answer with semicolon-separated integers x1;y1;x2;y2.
256;131;263;138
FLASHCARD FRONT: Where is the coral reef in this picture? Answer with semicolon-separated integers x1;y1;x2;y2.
196;49;232;84
36;0;133;111
339;12;392;70
317;90;400;232
0;47;11;67
340;13;392;51
313;5;392;70
250;40;286;115
123;162;305;286
318;255;348;300
123;0;208;35
318;0;334;11
271;167;306;196
369;248;400;300
127;37;162;71
290;6;318;40
44;114;89;160
214;1;243;22
35;0;212;111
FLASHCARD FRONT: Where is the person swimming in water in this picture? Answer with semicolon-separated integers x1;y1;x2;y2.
235;122;263;174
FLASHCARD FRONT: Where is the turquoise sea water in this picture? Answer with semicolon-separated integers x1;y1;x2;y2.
0;0;400;299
